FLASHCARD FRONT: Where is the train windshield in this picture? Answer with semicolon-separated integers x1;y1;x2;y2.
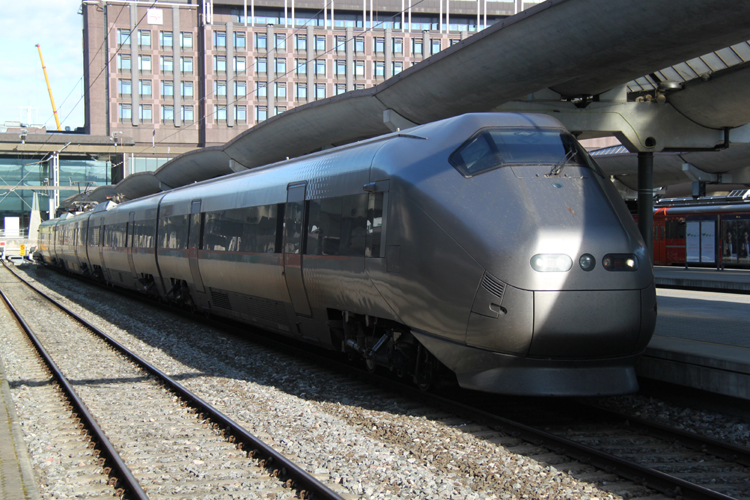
449;127;603;178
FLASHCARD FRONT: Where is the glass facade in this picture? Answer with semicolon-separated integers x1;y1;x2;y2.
0;157;111;234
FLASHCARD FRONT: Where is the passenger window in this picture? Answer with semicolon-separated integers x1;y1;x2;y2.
307;197;342;256
340;194;367;256
158;215;190;249
202;204;279;253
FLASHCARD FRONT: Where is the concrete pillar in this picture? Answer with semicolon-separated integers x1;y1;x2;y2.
422;31;429;57
637;152;654;261
385;28;392;79
174;6;182;127
227;21;234;126
306;24;314;99
346;27;353;91
130;4;139;126
267;24;275;113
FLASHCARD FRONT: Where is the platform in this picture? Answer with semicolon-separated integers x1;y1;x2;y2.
654;266;750;293
636;288;750;400
0;357;39;500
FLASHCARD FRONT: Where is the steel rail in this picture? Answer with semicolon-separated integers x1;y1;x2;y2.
578;402;750;468
6;263;345;500
0;285;149;500
22;262;743;500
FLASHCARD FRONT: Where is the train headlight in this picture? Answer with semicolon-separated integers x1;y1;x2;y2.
530;254;573;272
579;254;596;271
602;254;639;271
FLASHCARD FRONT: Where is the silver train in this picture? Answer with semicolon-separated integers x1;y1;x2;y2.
38;113;656;396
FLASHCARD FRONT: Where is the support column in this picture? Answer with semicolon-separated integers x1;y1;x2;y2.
637;151;654;262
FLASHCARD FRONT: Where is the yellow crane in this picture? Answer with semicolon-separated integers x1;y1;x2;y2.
35;44;61;131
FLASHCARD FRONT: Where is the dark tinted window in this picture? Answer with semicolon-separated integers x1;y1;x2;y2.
665;220;686;239
203;204;278;253
132;219;156;248
307;197;342;255
103;223;127;247
158;215;189;249
306;194;368;257
450;127;602;178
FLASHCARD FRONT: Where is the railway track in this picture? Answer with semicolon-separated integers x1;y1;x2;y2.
7;261;750;499
0;262;345;500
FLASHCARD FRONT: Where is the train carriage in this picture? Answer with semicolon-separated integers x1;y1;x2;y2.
38;113;657;396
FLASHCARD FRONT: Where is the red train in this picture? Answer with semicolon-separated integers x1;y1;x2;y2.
647;189;750;267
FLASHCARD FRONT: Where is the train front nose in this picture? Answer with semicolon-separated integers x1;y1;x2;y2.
529;285;656;357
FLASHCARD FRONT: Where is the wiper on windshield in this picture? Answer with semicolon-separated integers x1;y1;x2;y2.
548;148;578;176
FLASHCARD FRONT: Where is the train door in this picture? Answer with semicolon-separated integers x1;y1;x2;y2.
653;220;666;265
187;200;205;293
283;183;312;317
127;212;138;278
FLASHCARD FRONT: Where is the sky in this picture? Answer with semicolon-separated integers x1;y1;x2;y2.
0;1;85;130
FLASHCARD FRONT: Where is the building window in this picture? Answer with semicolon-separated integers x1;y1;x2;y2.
315;35;325;51
255;33;267;49
118;54;131;72
234;56;247;74
214;31;226;48
118;79;132;96
214;80;227;97
274;106;286;116
295;34;306;51
160;56;173;73
181;81;193;98
215;105;227;121
393;38;403;54
161;80;174;98
431;39;441;54
274;33;286;50
315;59;326;76
295;83;307;101
374;37;385;53
412;39;423;56
355;83;365;90
275;58;286;74
354;36;364;53
235;105;247;122
374;61;385;78
234;32;246;49
234;81;246;98
335;36;346;52
256;106;267;122
392;61;403;75
450;38;460;46
295;59;306;74
180;32;193;49
335;60;346;77
255;82;267;98
138;55;152;73
138;30;151;47
214;55;227;72
139;104;152;122
158;31;171;48
181;105;194;123
275;82;286;99
119;103;132;121
336;84;346;95
161;105;174;122
139;79;152;97
354;60;364;77
315;83;326;100
180;56;193;74
117;29;131;46
255;57;267;74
